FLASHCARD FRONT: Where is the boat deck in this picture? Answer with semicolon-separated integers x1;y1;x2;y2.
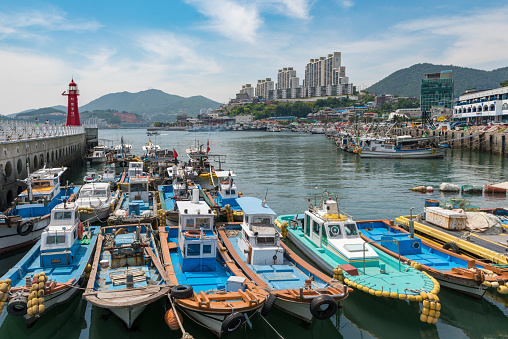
158;186;176;211
228;234;326;290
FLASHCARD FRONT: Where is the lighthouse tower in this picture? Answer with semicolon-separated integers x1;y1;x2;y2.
62;78;81;126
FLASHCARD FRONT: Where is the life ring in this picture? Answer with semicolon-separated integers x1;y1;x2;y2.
6;295;28;317
78;222;83;240
171;285;193;299
309;295;337;320
411;241;420;250
17;220;34;236
221;312;244;334
443;242;460;254
183;230;202;238
261;294;276;317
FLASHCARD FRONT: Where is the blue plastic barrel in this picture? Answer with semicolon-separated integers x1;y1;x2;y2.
425;199;439;207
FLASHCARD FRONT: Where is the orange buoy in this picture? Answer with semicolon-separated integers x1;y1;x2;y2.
165;309;183;331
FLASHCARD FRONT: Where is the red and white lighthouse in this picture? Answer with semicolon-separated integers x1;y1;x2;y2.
62;78;81;126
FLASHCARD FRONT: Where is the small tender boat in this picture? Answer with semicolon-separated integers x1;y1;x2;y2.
1;202;99;326
356;219;508;298
277;195;442;324
109;172;157;226
159;191;268;336
83;224;171;328
221;197;351;323
484;183;507;194
73;182;119;223
0;167;79;254
355;136;447;159
87;145;107;165
461;185;483;194
83;171;102;184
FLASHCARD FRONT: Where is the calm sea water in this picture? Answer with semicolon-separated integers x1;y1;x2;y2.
1;129;507;338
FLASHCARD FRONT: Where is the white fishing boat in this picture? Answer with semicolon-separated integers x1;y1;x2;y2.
88;145;107;164
355;136;447;158
74;182;119;222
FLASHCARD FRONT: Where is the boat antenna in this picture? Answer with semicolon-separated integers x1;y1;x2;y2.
264;188;268;202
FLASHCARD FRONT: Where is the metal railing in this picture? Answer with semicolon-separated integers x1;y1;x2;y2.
0;121;85;143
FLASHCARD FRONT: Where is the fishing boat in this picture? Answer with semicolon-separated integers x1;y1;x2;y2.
276;195;442;324
83;224;171;328
159;190;268;336
87;145;107;165
83;171;102;184
220;197;351;323
0;202;99;326
0;167;78;254
185;143;227;190
142;138;160;158
396;207;508;266
102;163;118;183
108;171;157;226
73;182;120;223
355;136;447;159
202;171;244;222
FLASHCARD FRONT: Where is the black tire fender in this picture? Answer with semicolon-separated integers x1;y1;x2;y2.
310;295;338;320
443;242;460;254
261;294;276;317
171;285;193;299
221;312;244;334
17;220;34;236
7;295;28;317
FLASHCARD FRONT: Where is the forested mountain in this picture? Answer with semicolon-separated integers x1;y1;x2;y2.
366;63;508;98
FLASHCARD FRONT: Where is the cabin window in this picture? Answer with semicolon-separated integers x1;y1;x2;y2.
187;244;200;256
305;215;311;236
321;225;328;245
46;234;66;245
54;211;72;220
81;190;93;197
328;225;342;238
251;217;272;226
94;190;107;197
130;183;147;191
313;221;320;234
257;237;275;245
186;217;211;229
225;189;235;195
344;223;358;237
75;211;79;220
203;244;212;254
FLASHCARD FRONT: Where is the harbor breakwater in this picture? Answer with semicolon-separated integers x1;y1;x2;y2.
392;127;508;155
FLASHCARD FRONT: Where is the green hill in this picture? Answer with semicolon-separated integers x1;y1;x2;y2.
15;107;67;123
365;63;508;98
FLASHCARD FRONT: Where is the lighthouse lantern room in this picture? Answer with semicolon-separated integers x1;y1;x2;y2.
62;78;81;126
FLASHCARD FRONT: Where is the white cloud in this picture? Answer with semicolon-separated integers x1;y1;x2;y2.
185;0;262;43
266;0;312;19
340;1;354;9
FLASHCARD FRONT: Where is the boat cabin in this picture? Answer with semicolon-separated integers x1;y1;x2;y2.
126;175;150;216
236;197;282;265
77;183;111;201
103;164;116;182
40;203;81;267
128;162;144;178
304;198;379;266
18;167;66;204
91;147;105;160
176;192;216;272
219;179;238;200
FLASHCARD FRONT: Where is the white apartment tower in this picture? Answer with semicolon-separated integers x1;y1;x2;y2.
277;67;298;90
303;52;352;97
240;84;255;98
255;78;275;99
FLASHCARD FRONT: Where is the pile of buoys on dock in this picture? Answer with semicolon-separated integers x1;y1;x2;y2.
27;273;46;317
482;280;508;294
158;208;166;226
224;205;234;222
79;207;95;214
279;221;288;239
0;279;11;314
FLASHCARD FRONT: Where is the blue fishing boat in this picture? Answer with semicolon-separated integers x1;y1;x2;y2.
159;190;268;336
0;202;98;326
220;197;351;323
0;167;79;254
356;219;508;298
82;223;171;328
276;195;442;324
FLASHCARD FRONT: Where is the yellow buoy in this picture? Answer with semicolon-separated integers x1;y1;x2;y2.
426;316;434;324
427;293;434;301
429;309;436;317
407;295;416;301
423;300;430;308
27;300;32;309
497;285;508;295
32;305;39;314
432;317;438;325
390;292;398;299
362;286;369;293
382;291;390;298
369;289;375;295
27;307;34;317
415;295;423;302
422;307;429;316
429;302;436;310
164;309;183;331
491;281;499;288
375;290;382;297
38;282;44;290
0;283;9;293
420;292;428;300
398;294;406;300
356;284;363;290
38;304;45;313
420;314;428;323
38;297;44;305
435;311;440;318
435;303;441;311
37;290;44;298
482;281;492;288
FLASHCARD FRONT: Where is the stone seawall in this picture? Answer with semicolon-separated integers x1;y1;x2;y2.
392;128;507;156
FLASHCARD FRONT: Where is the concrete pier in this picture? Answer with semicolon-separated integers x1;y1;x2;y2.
0;122;90;210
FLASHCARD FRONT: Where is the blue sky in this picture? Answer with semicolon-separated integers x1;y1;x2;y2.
1;0;507;114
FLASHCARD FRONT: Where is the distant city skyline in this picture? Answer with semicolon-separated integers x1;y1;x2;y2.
0;0;507;114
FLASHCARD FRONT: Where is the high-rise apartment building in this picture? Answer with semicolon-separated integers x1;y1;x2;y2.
421;71;454;121
255;78;275;99
303;52;352;97
240;84;255;98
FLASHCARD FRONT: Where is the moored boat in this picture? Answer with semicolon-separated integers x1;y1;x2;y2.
0;167;79;254
73;182;119;223
276;196;442;324
159;192;268;336
0;202;99;326
202;171;244;222
355;136;447;159
83;224;171;328
220;197;351;323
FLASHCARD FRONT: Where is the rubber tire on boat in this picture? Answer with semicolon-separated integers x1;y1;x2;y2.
17;220;34;236
310;295;338;320
6;295;28;316
171;285;193;299
261;294;277;317
443;242;460;254
221;312;245;334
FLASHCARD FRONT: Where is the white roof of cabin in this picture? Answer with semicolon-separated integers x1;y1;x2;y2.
177;200;213;216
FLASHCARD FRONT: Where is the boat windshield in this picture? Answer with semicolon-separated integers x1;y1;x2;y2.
54;211;72;220
186;217;211;230
344;223;359;237
46;234;66;245
81;189;93;197
328;224;342;238
250;217;272;227
94;190;107;197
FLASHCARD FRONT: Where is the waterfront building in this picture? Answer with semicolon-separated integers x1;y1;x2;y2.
453;86;508;123
235;114;253;124
420;71;454;121
303;52;353;98
255;78;274;99
395;108;421;118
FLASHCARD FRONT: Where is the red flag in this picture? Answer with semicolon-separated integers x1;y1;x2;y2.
206;140;210;153
173;148;178;158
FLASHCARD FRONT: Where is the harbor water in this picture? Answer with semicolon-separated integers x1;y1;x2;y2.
1;129;507;338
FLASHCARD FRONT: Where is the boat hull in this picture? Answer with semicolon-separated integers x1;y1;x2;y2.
359;148;445;159
0;216;50;254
